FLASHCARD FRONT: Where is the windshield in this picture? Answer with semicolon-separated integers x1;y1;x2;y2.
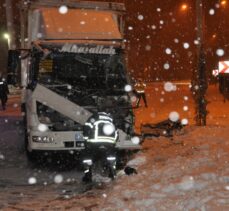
30;46;134;135
35;50;128;90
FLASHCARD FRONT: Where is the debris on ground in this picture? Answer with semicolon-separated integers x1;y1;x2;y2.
124;166;138;175
140;119;184;138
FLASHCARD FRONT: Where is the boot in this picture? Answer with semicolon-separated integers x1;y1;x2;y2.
82;159;93;182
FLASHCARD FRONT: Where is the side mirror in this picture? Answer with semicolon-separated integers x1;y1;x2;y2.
7;50;20;85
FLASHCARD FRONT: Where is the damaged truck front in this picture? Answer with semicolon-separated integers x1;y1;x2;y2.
12;0;140;160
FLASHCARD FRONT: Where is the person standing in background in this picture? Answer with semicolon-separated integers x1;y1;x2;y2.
0;75;9;110
134;79;147;108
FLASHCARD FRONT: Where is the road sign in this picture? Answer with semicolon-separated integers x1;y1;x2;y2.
212;69;219;77
219;61;229;74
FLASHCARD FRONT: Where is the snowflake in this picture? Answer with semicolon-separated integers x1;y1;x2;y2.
59;5;68;14
216;49;224;57
138;15;144;21
209;9;215;15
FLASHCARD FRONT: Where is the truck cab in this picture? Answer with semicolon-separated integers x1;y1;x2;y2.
9;0;140;158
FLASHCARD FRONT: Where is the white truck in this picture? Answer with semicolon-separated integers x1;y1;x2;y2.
8;0;140;161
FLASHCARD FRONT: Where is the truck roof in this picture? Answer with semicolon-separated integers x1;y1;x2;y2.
23;0;126;13
33;40;124;48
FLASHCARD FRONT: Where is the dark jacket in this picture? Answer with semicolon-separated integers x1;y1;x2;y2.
0;78;9;100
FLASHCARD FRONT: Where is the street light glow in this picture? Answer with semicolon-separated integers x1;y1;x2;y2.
221;0;227;6
181;4;188;11
3;33;11;48
3;33;10;40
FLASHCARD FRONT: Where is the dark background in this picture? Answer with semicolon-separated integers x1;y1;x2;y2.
0;0;229;81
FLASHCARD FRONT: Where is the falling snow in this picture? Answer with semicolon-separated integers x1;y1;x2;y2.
165;48;172;55
80;21;86;25
163;63;170;70
103;123;115;135
183;43;190;49
137;14;144;21
164;82;174;92
194;40;199;45
124;84;132;92
216;49;225;57
38;123;48;132
59;5;68;14
183;106;189;111
181;118;189;125
145;45;151;51
54;174;64;184
184;96;189;101
174;38;179;43
1;0;229;210
0;153;5;160
28;177;37;185
169;111;180;122
209;9;215;15
131;136;140;145
151;25;156;29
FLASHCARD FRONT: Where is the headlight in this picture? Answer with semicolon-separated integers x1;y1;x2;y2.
32;136;54;143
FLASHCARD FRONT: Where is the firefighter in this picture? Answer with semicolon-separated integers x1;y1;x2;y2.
82;112;118;182
0;76;9;110
134;79;147;108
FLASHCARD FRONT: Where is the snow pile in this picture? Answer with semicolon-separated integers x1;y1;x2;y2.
97;126;229;210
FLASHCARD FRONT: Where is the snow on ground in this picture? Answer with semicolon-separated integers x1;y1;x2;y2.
6;126;229;211
97;126;229;211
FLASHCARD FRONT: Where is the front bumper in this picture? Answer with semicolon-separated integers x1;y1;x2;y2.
28;130;85;152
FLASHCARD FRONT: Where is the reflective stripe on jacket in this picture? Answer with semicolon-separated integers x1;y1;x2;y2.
134;83;146;93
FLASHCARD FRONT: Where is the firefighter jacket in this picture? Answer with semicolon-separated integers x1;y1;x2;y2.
134;82;146;94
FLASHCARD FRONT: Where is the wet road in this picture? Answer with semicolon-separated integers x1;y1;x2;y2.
0;117;91;209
